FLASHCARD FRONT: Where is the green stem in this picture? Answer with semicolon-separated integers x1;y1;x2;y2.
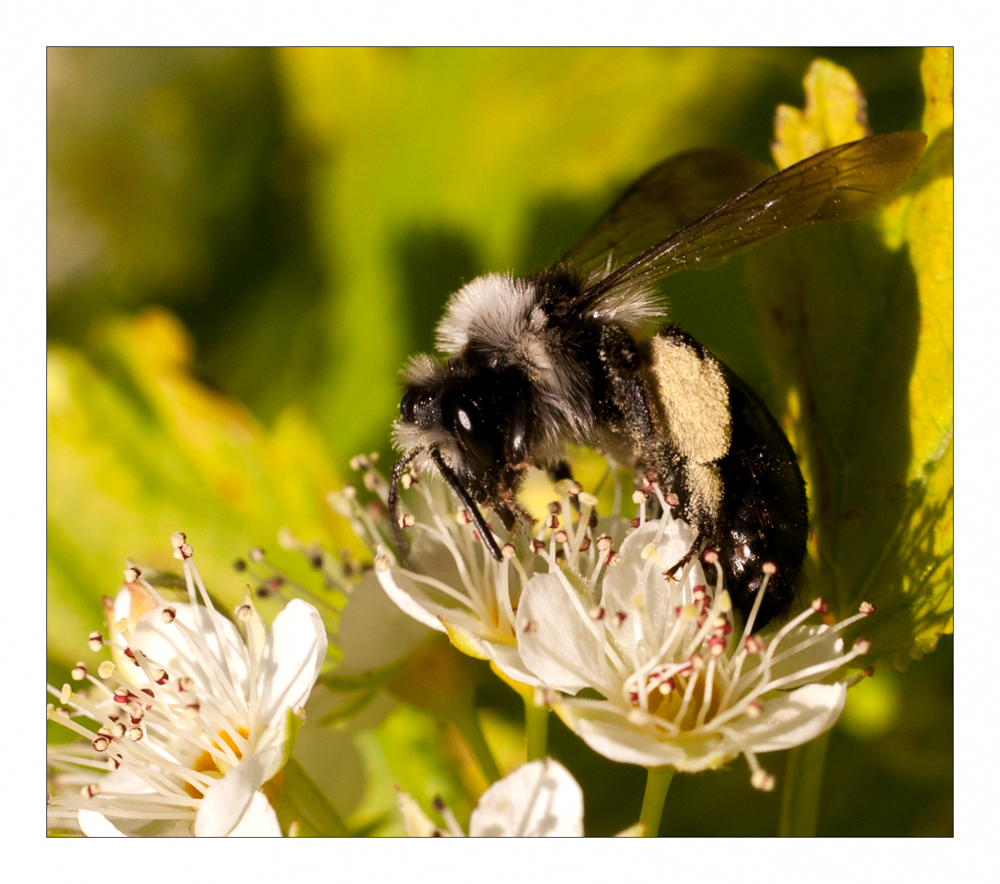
524;697;549;761
779;730;831;836
639;766;674;837
453;706;502;784
281;758;351;836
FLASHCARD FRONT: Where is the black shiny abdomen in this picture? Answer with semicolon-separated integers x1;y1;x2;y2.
716;368;808;628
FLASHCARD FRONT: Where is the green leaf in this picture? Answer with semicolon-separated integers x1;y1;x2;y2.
46;308;352;671
744;53;952;668
367;703;480;834
278;757;352;836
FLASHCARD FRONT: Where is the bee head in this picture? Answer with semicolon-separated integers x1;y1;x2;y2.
389;353;534;561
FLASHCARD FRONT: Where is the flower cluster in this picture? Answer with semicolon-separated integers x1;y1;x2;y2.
338;457;873;790
331;455;611;688
47;533;327;836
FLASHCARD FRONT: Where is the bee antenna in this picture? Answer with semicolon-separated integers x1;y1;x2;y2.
428;448;504;562
389;449;421;561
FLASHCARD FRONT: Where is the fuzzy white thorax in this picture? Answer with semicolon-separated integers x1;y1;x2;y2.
437;271;665;354
580;269;668;337
395;271;670;469
435;273;545;356
408;274;592;459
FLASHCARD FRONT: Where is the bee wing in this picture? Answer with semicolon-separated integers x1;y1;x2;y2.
559;148;772;286
580;131;928;303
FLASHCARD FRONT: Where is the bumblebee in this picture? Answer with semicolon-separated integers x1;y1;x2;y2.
388;132;927;627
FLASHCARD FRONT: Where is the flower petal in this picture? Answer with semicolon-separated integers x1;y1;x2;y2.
78;811;192;837
194;746;280;837
78;810;128;837
468;759;584;837
395;787;442;836
255;598;328;731
601;518;704;649
77;767;194;837
553;699;727;770
377;564;448;633
481;640;548;688
226;789;282;837
726;682;847;752
130;598;250;694
517;573;616;695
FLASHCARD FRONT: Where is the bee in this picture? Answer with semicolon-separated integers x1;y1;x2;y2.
388;131;927;628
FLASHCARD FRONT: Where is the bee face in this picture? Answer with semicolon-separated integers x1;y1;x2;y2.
394;355;535;511
388;132;927;627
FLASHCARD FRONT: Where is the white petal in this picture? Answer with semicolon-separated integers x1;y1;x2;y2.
601;518;704;648
468;759;584;837
79;769;195;837
762;625;846;689
77;768;175;837
194;747;280;837
226;790;282;837
377;565;448;633
78;811;193;837
481;641;546;688
132;601;250;694
79;810;128;837
516;573;616;695
255;599;327;730
554;699;716;769
727;682;847;752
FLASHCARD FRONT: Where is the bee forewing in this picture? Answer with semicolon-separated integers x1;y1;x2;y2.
584;130;928;300
559;148;771;287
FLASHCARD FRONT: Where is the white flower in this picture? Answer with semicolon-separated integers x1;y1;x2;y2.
332;456;608;686
47;533;327;836
337;454;870;791
396;758;585;836
515;491;873;789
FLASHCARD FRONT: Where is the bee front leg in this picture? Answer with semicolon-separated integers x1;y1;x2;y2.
663;531;711;581
546;461;575;485
597;325;662;467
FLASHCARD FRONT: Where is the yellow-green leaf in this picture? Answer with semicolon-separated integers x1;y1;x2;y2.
275;47;822;463
920;47;953;143
745;54;952;668
771;58;871;169
46;308;352;672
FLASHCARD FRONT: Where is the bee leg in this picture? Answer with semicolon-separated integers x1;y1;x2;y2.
547;461;575;484
388;449;422;561
429;448;504;561
497;497;536;534
597;325;663;474
494;500;518;533
546;461;582;514
664;532;710;582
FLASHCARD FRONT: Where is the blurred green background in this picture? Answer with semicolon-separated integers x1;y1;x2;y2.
47;48;951;836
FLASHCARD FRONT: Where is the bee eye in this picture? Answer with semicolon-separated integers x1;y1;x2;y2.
400;390;417;422
451;395;497;468
400;388;432;424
